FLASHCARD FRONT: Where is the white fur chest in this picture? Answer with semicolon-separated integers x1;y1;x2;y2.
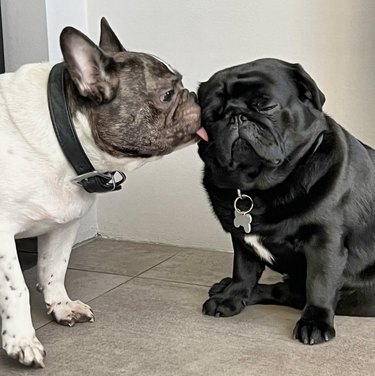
4;174;95;238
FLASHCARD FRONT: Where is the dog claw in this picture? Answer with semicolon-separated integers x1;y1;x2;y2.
33;360;45;369
68;319;75;327
293;318;336;345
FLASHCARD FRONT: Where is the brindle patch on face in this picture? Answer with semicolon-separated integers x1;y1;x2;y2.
66;52;201;158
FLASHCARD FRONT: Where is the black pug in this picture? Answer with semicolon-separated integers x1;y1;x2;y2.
197;58;375;345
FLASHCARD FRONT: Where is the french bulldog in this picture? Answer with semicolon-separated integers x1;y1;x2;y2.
0;18;206;367
198;58;375;345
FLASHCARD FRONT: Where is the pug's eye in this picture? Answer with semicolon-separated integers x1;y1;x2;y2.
258;104;278;112
160;90;174;102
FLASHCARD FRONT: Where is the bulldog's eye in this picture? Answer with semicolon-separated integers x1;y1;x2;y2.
160;90;174;102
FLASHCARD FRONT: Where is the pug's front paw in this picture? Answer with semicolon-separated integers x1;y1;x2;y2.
202;294;246;317
293;318;336;345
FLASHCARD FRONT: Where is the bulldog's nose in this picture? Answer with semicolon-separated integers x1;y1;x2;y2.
230;114;247;127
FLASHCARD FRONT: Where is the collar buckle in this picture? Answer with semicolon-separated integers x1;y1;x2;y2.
72;171;126;192
71;170;112;185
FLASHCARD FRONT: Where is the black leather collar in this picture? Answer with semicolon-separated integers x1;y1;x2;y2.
47;63;126;193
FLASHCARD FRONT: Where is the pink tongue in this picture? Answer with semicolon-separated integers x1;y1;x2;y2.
196;127;209;142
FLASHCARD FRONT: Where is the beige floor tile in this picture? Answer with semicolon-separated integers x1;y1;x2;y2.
140;247;233;286
140;246;282;286
68;238;180;276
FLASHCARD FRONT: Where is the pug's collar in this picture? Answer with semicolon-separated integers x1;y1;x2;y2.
47;63;126;193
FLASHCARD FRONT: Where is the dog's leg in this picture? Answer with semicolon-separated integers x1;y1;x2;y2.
247;281;375;316
37;220;94;327
335;287;375;317
247;279;306;310
202;235;264;317
0;231;45;367
293;234;347;345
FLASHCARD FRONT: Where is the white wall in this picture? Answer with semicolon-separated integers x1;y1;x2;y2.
1;0;48;72
45;0;88;63
84;0;375;251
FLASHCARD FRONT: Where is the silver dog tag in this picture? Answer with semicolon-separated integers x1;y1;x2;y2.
234;210;252;233
233;189;254;234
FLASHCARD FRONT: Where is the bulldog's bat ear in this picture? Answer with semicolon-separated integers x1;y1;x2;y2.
292;63;326;111
99;17;126;53
60;26;119;104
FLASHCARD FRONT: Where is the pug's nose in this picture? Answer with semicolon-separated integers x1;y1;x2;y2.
230;114;247;127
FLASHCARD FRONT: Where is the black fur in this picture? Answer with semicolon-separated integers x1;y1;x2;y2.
197;58;375;345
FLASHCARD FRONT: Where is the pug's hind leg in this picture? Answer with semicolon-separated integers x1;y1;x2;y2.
248;280;306;310
335;287;375;317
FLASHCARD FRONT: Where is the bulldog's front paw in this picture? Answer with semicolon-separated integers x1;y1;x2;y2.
3;333;45;368
47;300;94;327
202;294;246;317
293;319;336;345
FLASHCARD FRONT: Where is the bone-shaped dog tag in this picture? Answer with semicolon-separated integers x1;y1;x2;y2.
234;210;252;233
233;189;254;234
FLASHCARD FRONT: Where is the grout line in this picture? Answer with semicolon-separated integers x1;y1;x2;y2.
36;318;54;331
67;266;135;277
132;250;182;278
135;275;212;288
85;276;139;306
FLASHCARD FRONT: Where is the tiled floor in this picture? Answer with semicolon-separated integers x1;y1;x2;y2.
1;238;375;375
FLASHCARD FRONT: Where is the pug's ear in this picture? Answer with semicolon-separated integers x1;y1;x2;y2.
60;26;119;104
291;63;325;111
99;17;126;53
